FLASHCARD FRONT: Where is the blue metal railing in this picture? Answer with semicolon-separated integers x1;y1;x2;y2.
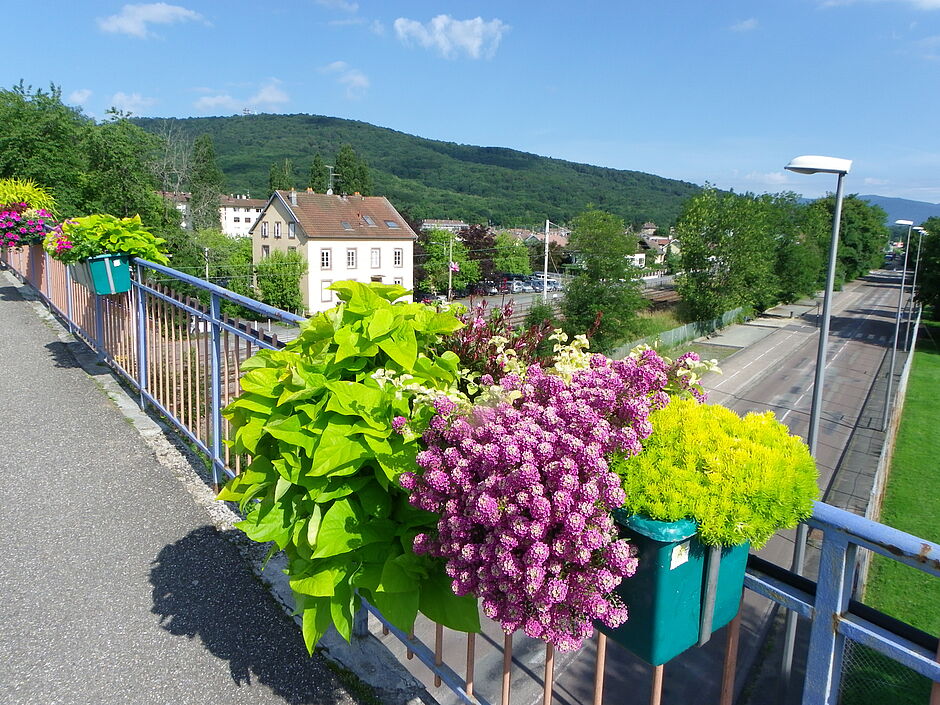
2;245;937;705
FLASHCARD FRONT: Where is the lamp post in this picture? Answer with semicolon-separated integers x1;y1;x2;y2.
779;154;851;698
883;219;914;429
904;226;926;351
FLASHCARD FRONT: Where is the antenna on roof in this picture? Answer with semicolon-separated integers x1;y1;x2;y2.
326;165;339;195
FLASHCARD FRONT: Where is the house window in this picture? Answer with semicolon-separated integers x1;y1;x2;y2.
346;248;357;268
384;220;400;229
261;245;270;258
321;280;333;303
274;221;282;238
320;248;332;270
261;222;269;238
371;248;380;268
288;246;296;252
393;248;403;267
341;221;354;231
288;222;296;238
363;215;376;226
393;277;403;286
233;217;240;223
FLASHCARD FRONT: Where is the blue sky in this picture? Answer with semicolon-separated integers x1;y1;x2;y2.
5;1;939;202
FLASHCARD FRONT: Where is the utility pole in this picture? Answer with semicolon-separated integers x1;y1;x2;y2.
542;219;550;303
447;232;454;301
203;247;210;281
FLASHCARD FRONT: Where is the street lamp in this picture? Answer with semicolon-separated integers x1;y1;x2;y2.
904;226;926;351
779;154;851;698
884;219;914;429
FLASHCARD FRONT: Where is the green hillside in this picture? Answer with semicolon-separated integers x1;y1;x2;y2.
133;113;701;228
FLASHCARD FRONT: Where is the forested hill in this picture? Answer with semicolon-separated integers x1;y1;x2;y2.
133;113;701;227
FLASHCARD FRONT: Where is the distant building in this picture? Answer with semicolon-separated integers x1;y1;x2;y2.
219;195;267;238
503;227;570;248
420;219;469;233
250;189;416;313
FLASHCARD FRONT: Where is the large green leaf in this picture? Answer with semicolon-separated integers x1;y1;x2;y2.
330;579;356;641
264;415;316;456
308;432;369;477
369;588;419;634
311;498;361;558
419;570;481;633
301;596;333;653
236;496;291;547
378;552;428;593
290;565;344;597
239;366;283;396
367;307;396;339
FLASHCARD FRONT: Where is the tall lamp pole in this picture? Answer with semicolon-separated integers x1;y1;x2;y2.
779;154;852;699
883;219;914;429
904;226;926;351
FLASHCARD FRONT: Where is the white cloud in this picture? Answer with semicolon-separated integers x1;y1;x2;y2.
109;91;157;115
864;177;889;185
730;18;759;32
316;0;358;11
394;14;509;59
321;61;370;99
98;3;205;38
68;89;92;105
193;79;290;114
745;171;791;185
370;19;385;35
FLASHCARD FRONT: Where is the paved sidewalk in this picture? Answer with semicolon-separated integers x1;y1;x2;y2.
0;273;364;705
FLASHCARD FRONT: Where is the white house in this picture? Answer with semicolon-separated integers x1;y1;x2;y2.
250;189;417;314
420;219;468;233
220;195;267;238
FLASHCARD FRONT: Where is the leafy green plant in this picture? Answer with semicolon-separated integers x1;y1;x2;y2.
217;281;481;653
42;213;170;265
0;176;57;214
610;398;818;548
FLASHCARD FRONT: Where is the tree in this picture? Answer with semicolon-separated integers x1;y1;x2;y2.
308;152;328;192
915;217;940;315
418;228;480;294
0;82;92;216
268;158;295;192
459;224;497;280
189;134;225;231
334;143;372;195
675;189;779;320
561;208;645;353
806;195;888;282
82;110;163;225
255;249;308;313
493;231;531;275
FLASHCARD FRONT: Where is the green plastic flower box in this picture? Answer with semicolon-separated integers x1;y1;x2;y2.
597;512;749;666
69;254;132;295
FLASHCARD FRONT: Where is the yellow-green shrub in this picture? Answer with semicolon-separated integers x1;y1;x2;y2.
610;398;819;548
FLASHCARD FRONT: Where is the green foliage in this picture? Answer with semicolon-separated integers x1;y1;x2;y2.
0;176;57;213
419;228;480;293
256;249;308;313
334;143;372;196
189;134;225;231
610;398;819;548
44;213;170;265
493;231;531;275
561;208;645;353
0;82;92;216
807;195;889;281
217;281;480;653
131;114;702;227
913;218;938;312
269;158;295;192
524;301;558;329
309;152;328;192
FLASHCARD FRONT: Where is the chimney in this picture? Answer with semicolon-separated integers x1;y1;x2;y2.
306;187;313;193
290;189;297;206
354;192;360;197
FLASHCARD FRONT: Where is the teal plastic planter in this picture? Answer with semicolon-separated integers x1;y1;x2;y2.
69;254;132;295
597;512;749;666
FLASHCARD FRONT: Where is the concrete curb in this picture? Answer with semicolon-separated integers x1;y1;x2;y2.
1;266;437;705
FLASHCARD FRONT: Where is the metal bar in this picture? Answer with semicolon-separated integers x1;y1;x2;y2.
699;545;721;646
502;633;512;705
650;664;664;705
466;632;475;699
94;293;104;360
743;572;815;619
209;292;223;492
593;631;607;705
837;613;940;682
931;640;940;705
884;224;913;430
407;628;414;660
543;643;554;705
135;270;148;410
720;605;743;705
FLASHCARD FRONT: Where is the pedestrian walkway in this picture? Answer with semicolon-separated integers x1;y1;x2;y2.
0;271;365;705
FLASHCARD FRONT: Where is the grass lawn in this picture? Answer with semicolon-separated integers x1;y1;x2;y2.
842;318;940;705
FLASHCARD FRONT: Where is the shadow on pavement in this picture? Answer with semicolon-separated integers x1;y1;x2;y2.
150;526;358;705
0;284;25;301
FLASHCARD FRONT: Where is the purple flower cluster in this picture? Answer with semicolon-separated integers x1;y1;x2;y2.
400;351;681;651
0;203;54;248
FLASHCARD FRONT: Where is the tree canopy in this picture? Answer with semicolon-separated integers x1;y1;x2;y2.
189;134;225;231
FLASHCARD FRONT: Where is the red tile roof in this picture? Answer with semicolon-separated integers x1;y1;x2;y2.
258;190;416;240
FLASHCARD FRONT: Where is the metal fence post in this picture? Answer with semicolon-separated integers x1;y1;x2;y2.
802;532;855;705
65;263;74;335
209;292;223;492
94;293;105;361
135;264;148;410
